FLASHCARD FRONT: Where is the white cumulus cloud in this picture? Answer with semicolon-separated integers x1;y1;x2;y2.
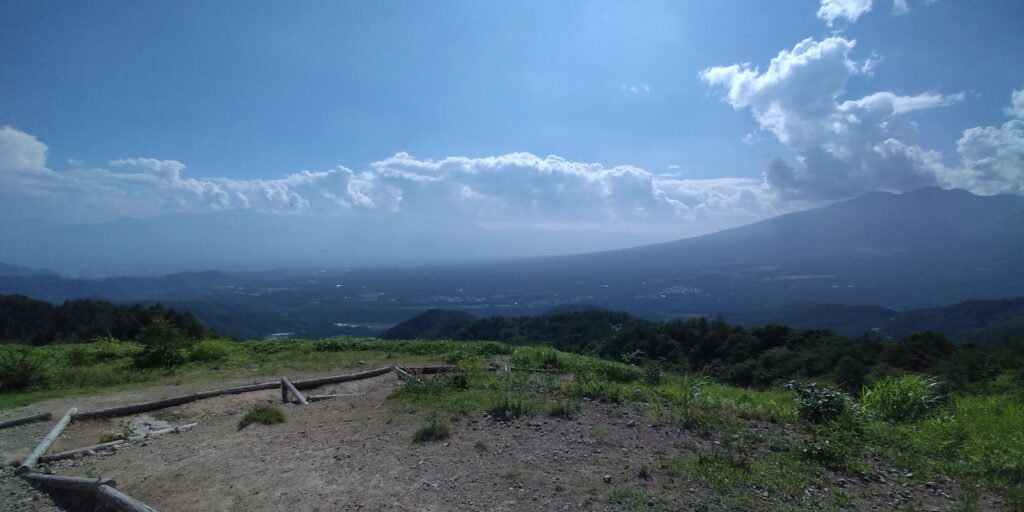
701;36;968;198
818;0;874;25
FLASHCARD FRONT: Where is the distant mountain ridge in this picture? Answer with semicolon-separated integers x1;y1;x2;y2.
1;188;1022;338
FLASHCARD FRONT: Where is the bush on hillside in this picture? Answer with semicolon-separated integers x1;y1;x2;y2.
189;339;235;362
787;381;851;424
0;344;48;391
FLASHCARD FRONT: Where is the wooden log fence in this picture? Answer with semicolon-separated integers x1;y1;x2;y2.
307;392;366;402
73;366;393;420
11;366;400;512
15;423;198;466
280;377;308;404
0;412;53;430
39;439;126;463
16;407;76;475
289;366;393;389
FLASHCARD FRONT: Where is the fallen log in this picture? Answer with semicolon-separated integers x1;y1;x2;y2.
20;473;115;491
394;366;415;381
73;367;393;420
36;422;198;464
39;439;127;463
0;412;53;430
96;484;158;512
307;392;366;402
280;377;308;404
16;407;77;475
74;382;279;420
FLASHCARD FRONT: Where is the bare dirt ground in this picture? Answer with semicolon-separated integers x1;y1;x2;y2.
0;365;1008;511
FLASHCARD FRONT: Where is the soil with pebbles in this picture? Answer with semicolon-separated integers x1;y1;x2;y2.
0;368;1009;511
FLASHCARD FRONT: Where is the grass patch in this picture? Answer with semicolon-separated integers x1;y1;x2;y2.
663;451;812;510
860;374;941;423
547;400;580;419
237;404;286;430
412;420;450;443
487;394;535;420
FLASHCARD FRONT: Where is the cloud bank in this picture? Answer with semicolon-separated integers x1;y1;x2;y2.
0;127;789;239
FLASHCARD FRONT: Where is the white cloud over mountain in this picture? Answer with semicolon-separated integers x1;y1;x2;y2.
702;36;1023;198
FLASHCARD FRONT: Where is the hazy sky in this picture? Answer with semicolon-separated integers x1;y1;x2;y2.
1;0;1023;266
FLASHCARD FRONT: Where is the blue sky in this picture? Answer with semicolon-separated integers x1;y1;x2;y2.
1;0;1023;270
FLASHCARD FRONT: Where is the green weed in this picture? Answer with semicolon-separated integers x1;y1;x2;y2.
237;404;286;430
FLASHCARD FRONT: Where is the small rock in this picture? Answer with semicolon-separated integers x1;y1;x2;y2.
602;475;612;484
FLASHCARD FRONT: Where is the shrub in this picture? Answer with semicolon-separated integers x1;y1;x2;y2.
0;345;48;391
133;318;189;369
547;401;580;419
189;339;235;363
238;405;286;430
786;381;851;424
488;395;533;420
799;429;853;468
643;366;662;385
861;375;941;422
413;420;450;443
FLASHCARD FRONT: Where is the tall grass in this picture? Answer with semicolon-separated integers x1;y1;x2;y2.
861;374;941;422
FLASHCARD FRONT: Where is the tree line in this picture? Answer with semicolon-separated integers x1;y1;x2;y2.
0;294;207;345
383;308;1024;393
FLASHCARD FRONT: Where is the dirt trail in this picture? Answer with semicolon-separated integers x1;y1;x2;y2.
1;366;1005;511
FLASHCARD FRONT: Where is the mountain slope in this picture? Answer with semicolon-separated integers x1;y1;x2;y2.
1;187;1022;338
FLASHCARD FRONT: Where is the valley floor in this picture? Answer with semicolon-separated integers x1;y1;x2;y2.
0;365;1007;511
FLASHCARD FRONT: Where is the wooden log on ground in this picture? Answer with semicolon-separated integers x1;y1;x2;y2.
16;407;77;475
36;422;198;464
20;473;115;491
0;412;52;430
39;439;127;463
307;393;366;402
74;366;393;420
96;484;158;512
75;382;280;420
281;377;308;404
291;366;393;389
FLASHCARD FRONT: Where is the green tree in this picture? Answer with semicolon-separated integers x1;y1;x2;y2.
133;317;189;368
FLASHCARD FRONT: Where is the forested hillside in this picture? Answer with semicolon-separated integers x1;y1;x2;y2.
383;308;1024;392
0;294;207;345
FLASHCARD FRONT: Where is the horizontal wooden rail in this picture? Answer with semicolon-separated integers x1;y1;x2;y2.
0;412;52;430
74;367;393;420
